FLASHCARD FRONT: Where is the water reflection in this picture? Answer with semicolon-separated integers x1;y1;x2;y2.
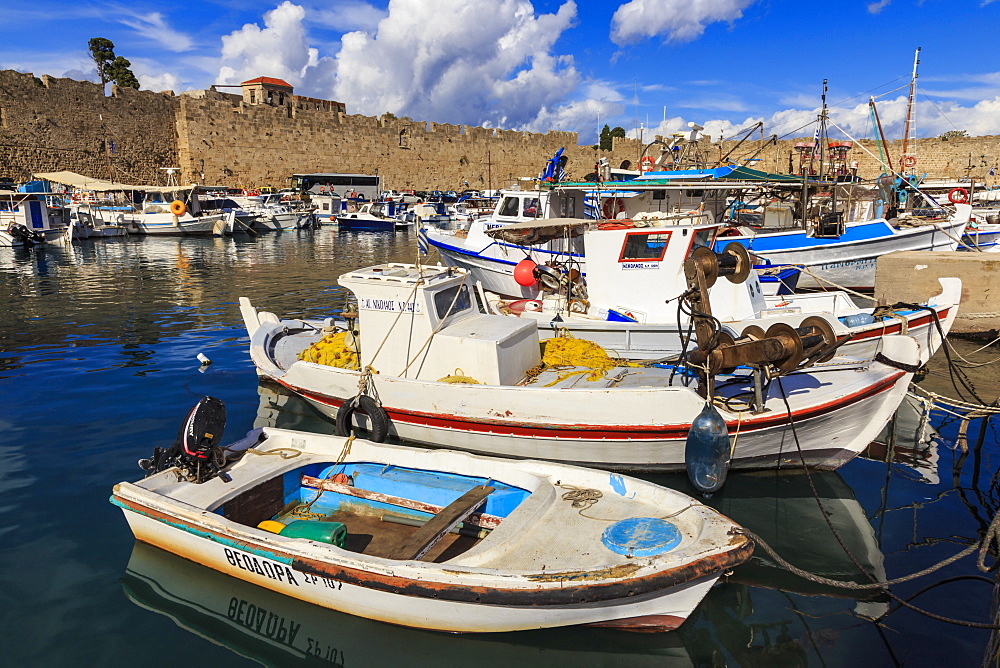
122;542;692;667
2;231;997;664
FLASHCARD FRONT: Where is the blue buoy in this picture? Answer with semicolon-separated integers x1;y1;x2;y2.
685;402;732;495
602;517;682;557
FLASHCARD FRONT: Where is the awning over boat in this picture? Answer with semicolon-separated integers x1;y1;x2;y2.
33;171;193;193
485;217;589;244
558;165;815;189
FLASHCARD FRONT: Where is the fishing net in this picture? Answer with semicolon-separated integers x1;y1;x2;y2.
535;334;640;384
437;368;482;384
297;332;361;370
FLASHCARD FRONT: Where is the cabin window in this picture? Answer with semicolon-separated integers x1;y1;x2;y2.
434;284;471;319
249;90;255;104
498;197;520;217
619;231;672;262
552;195;576;218
688;228;715;255
522;198;540;217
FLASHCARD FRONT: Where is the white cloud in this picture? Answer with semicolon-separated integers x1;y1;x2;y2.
137;71;181;92
610;0;756;45
330;0;583;130
868;0;891;13
116;9;195;53
217;1;336;96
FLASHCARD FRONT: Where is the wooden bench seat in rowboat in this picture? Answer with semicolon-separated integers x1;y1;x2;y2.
384;485;494;561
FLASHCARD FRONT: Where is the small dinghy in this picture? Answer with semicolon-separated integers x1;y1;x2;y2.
111;400;752;633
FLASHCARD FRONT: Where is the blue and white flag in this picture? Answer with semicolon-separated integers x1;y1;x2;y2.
990;167;996;176
417;226;429;255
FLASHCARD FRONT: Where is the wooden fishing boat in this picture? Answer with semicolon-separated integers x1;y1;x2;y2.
111;416;753;633
121;541;696;662
477;216;960;362
241;262;921;472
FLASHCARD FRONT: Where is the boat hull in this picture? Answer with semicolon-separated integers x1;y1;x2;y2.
718;218;965;289
248;327;917;472
117;509;716;633
113;429;750;633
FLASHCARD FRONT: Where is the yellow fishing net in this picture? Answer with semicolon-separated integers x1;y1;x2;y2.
437;368;482;384
535;334;640;384
298;332;361;370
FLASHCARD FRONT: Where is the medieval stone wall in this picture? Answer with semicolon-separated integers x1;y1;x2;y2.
0;70;179;184
176;92;596;189
3;69;1000;190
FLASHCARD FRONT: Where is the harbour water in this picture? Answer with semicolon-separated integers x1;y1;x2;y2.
1;230;998;666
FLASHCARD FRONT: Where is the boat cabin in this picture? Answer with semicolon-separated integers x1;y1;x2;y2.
338;264;540;384
0;189;69;243
487;216;768;323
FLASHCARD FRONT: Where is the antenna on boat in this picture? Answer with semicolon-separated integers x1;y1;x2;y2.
899;47;921;174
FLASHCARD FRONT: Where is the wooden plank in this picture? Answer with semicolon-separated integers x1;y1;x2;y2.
300;475;503;529
224;476;284;527
385;485;494;561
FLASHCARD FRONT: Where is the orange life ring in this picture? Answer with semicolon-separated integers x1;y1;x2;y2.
169;200;187;216
639;156;656;172
949;187;969;204
902;156;917;168
602;197;626;219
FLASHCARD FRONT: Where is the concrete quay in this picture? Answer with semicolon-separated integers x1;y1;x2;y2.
875;251;1000;337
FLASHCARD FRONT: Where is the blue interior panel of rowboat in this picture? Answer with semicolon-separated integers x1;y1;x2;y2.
278;462;530;519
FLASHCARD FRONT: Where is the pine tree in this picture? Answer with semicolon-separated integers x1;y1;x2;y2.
88;38;116;85
87;38;140;89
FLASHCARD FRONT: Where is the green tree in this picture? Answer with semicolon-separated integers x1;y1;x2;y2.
107;56;139;89
88;38;116;84
88;38;139;88
599;124;627;151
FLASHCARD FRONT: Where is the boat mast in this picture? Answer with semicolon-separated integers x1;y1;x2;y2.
899;47;921;172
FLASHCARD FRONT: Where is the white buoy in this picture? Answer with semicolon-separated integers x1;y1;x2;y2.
197;353;212;366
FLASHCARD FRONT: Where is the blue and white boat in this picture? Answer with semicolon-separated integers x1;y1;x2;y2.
113;402;753;633
336;201;402;231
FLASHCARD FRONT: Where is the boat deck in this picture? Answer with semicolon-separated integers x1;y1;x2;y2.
274;510;481;563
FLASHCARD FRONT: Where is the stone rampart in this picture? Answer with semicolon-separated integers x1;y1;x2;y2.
4;68;1000;190
0;70;178;184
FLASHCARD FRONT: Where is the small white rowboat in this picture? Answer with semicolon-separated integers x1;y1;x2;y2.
112;426;752;633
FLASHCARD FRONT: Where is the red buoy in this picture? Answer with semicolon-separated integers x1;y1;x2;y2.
514;259;538;286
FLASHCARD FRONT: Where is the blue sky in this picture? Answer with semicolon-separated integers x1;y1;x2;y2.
4;0;1000;144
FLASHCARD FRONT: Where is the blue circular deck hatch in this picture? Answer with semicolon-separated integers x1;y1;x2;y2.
602;517;682;557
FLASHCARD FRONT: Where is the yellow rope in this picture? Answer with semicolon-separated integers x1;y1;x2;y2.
291;434;357;520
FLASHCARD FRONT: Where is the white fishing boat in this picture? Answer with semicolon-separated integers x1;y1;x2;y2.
112;406;753;633
35;171;227;237
423;175;969;293
336;201;401;231
0;189;70;246
241;262;921;472
478;216;960;362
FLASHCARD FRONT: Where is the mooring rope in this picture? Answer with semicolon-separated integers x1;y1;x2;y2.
766;376;1000;629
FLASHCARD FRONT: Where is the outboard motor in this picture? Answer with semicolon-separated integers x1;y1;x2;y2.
139;396;229;483
7;224;40;246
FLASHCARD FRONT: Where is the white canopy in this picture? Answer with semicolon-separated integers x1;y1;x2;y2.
33;171;192;193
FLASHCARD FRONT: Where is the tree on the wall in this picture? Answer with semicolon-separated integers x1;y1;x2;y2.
598;124;627;151
88;38;139;89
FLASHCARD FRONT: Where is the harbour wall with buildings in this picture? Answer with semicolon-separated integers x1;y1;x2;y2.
3;69;1000;190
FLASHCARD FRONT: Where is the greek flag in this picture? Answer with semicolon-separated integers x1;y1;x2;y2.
991;167;996;176
417;226;429;255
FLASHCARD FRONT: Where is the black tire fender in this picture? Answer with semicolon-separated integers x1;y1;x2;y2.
335;395;390;442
